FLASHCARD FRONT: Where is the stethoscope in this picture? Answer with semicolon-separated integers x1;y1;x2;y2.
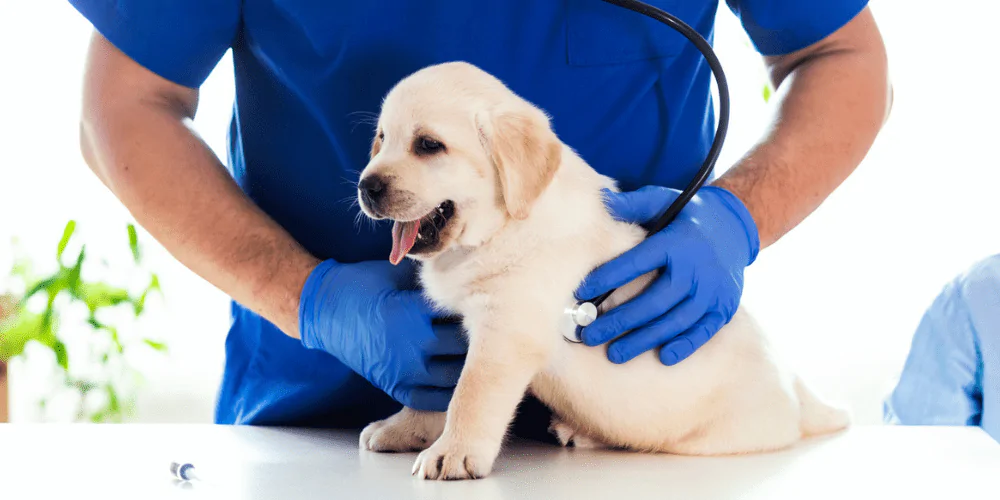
563;0;730;342
165;0;728;485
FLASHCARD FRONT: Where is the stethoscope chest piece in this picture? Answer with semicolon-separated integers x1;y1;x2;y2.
562;301;598;343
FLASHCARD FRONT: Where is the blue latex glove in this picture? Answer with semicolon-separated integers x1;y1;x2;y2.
299;259;467;411
575;185;760;366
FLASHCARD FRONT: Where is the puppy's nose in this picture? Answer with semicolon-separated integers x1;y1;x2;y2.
359;175;387;207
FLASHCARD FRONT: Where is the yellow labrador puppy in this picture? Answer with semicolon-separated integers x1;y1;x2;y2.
356;62;848;480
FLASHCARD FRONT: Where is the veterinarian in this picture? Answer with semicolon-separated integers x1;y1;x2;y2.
884;254;1000;443
71;0;890;429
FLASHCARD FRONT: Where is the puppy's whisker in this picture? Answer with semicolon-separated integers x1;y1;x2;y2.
353;210;367;232
347;111;379;133
337;194;360;208
347;110;379;122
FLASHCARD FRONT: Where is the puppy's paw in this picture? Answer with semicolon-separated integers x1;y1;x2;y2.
360;409;445;453
549;418;605;449
361;420;429;452
412;437;497;480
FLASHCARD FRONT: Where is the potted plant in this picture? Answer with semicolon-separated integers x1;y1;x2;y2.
0;221;165;422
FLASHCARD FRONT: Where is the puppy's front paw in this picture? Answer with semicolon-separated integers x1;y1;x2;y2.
412;438;497;480
360;409;445;453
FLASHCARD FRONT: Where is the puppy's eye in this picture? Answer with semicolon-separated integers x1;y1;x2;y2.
378;130;385;141
414;136;446;156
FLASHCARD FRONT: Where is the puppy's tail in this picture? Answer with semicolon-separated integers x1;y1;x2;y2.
794;375;851;437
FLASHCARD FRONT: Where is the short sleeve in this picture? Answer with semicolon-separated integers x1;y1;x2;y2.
883;279;984;427
68;0;241;88
725;0;870;56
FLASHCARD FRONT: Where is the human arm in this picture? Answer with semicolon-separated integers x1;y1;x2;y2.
576;3;891;364
80;32;318;337
73;0;467;409
713;6;892;247
884;280;983;427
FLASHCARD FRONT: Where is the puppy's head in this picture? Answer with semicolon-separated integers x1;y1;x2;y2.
357;62;562;264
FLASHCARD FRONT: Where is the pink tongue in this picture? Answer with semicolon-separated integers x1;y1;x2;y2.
390;219;421;265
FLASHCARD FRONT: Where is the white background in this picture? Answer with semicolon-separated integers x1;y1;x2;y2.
1;0;997;425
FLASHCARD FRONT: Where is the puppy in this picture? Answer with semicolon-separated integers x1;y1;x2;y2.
356;62;849;480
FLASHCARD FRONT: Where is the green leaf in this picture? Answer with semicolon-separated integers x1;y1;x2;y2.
143;339;168;352
66;246;87;295
22;276;58;302
107;385;121;416
133;274;162;316
32;311;59;352
0;310;43;361
57;220;77;262
53;341;69;371
108;326;123;354
86;315;123;353
127;224;141;263
134;275;162;316
762;84;772;103
76;282;131;313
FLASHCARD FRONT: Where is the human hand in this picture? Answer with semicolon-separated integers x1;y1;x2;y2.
299;259;467;411
575;185;760;365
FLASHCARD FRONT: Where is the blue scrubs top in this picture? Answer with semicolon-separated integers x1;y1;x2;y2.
884;255;1000;443
68;0;868;429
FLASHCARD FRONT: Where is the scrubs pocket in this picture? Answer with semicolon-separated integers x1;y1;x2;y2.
566;0;702;66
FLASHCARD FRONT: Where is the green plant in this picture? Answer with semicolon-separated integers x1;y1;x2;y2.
0;221;165;422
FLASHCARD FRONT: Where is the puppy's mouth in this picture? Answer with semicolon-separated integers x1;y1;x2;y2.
389;200;455;264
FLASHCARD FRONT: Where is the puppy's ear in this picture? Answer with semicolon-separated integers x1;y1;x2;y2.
482;106;562;220
370;130;383;159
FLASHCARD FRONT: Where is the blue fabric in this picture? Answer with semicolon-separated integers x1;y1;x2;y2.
726;0;869;55
884;255;1000;444
68;0;869;428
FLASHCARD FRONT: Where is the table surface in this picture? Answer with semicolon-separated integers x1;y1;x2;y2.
1;424;997;499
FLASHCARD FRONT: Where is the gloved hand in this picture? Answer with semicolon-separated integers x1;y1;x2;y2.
575;185;760;366
299;259;467;411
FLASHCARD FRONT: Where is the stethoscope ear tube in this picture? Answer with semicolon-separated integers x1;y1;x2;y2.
566;0;730;338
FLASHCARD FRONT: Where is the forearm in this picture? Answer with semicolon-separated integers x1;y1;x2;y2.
80;35;319;338
713;8;891;249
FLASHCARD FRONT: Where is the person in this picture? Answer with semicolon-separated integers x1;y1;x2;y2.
69;0;891;432
884;255;1000;443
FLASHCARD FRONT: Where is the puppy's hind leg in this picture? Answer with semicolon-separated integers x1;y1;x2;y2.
361;408;446;452
549;417;609;450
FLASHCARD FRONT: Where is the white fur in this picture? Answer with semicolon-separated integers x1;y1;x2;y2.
357;62;849;480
